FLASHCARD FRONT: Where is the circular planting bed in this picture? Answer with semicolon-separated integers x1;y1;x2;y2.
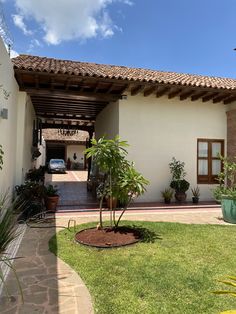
75;226;142;248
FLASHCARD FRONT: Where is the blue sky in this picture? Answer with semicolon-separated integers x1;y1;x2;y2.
1;0;236;78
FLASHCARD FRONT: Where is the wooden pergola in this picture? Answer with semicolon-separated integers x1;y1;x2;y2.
14;69;129;136
13;55;236;137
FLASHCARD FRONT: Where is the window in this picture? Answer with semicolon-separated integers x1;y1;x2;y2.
197;139;224;184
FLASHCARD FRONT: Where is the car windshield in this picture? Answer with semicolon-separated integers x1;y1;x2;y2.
49;159;65;167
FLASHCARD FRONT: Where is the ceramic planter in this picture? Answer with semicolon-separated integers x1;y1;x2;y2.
175;192;187;203
192;197;199;204
221;197;236;224
45;195;59;212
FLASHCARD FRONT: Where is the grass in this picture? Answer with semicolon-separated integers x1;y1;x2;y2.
49;221;236;314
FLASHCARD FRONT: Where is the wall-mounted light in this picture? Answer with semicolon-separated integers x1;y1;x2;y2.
0;108;8;119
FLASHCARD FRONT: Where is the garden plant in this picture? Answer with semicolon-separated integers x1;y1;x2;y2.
85;136;149;229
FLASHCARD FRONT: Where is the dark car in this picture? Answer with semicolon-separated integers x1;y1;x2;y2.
48;159;66;173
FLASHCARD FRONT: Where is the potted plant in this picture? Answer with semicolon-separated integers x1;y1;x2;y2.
44;184;59;212
169;157;190;203
191;186;200;204
161;188;173;204
213;156;236;223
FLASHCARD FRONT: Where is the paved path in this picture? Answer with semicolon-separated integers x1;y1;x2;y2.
45;171;97;208
0;207;232;313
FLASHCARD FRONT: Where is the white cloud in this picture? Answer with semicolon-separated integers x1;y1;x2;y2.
4;43;19;58
10;48;19;58
12;14;32;35
13;0;130;45
27;38;42;53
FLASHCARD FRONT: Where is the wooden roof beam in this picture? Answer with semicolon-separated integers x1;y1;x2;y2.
119;84;129;94
179;89;194;101
131;85;145;96
26;88;119;102
191;91;208;101
213;94;233;104
143;86;157;97
202;92;218;103
38;114;95;121
50;77;55;91
156;87;170;98
42;123;94;132
224;95;236;104
106;83;114;93
168;88;182;99
34;75;39;89
64;78;71;90
15;73;24;89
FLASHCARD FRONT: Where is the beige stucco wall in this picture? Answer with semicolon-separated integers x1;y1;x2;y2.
36;137;46;168
0;38;19;193
0;36;37;192
67;144;86;165
118;94;227;201
95;101;119;139
96;93;227;202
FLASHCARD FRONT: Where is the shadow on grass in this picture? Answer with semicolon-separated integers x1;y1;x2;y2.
126;224;162;243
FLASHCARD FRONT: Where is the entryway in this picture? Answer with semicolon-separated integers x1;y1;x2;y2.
44;170;98;210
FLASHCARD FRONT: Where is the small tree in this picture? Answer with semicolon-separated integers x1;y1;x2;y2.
85;136;149;228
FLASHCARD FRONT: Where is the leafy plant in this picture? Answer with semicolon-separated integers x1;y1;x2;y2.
15;182;44;220
25;166;45;182
85;136;148;228
169;157;186;181
191;186;200;198
161;188;174;201
213;276;236;314
169;157;190;193
213;156;236;201
170;179;190;193
0;193;23;301
115;163;149;227
44;184;58;197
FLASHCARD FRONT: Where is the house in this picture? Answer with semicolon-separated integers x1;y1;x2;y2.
42;129;88;169
1;35;236;201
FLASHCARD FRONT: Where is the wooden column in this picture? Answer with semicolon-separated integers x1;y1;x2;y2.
87;131;93;180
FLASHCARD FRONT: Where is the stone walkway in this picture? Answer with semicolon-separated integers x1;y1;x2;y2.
0;206;232;313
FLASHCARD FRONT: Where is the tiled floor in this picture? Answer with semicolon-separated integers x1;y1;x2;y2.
45;171;98;208
44;170;221;212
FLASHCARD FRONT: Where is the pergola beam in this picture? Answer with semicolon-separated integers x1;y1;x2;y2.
168;88;182;99
131;85;145;96
25;88;120;102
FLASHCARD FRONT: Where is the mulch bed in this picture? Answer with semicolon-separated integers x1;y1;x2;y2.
75;226;142;248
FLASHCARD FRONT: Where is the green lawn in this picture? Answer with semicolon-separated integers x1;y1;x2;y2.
49;221;236;314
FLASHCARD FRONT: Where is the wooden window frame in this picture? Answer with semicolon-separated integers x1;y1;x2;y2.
197;139;224;184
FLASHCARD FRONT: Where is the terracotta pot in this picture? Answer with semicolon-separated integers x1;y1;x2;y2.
175;192;187;203
45;195;59;212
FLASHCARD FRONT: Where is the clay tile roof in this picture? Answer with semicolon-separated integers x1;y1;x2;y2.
12;54;236;91
42;129;88;142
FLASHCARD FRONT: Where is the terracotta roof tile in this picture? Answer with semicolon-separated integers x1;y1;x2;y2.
42;129;88;142
12;54;236;91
